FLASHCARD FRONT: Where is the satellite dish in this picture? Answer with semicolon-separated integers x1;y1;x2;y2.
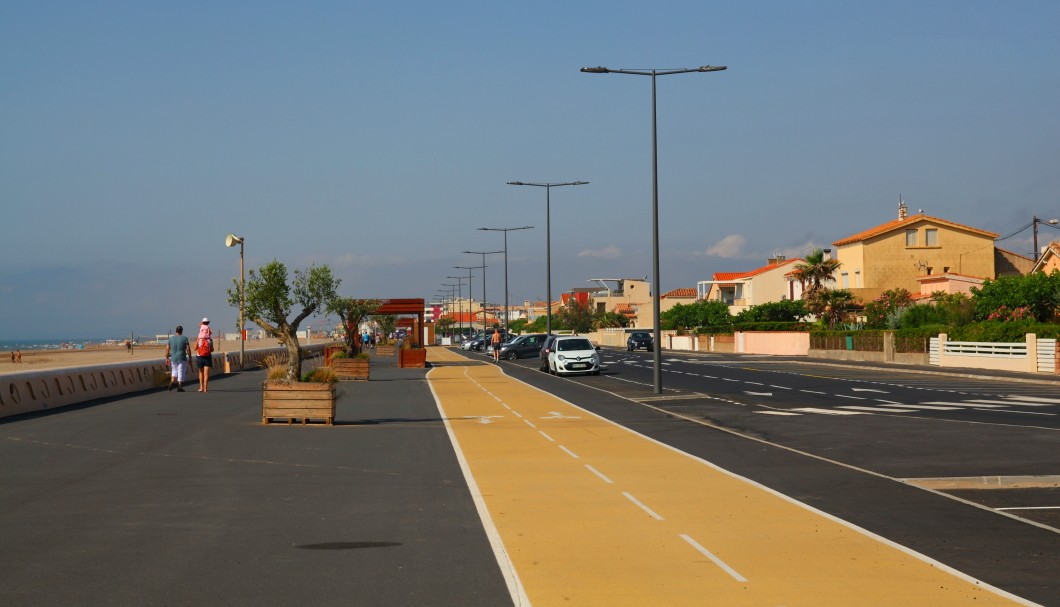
226;233;243;247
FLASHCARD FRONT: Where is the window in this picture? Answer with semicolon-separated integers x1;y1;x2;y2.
905;229;918;247
841;272;849;288
925;228;938;246
854;271;861;287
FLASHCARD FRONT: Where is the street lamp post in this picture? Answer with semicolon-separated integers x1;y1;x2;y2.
225;233;245;371
1032;216;1059;258
581;64;726;395
455;265;485;331
507;181;588;335
478;226;533;334
445;276;467;339
464;250;503;333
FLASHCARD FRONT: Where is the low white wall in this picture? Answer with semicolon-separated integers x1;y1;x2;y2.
0;344;328;419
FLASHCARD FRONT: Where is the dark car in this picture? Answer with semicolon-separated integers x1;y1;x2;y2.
498;333;546;361
626;331;654;351
538;334;560;371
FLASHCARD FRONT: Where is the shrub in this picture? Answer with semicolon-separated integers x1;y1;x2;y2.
304;366;339;384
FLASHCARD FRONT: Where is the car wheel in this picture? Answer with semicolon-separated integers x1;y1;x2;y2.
506;351;518;361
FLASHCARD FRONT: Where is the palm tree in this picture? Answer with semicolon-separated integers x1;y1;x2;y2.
792;248;841;295
806;289;857;328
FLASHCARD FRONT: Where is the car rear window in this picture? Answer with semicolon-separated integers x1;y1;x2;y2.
557;338;593;351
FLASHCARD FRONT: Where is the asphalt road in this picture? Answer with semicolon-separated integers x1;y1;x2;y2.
480;345;1060;606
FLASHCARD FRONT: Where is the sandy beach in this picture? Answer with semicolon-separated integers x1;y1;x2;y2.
0;338;336;375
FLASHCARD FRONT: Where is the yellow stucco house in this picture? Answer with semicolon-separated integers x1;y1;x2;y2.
831;202;1015;302
1032;241;1060;274
697;257;806;314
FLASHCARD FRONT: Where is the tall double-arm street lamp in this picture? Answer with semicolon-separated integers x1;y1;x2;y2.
478;226;533;334
445;276;468;338
454;265;485;330
507;181;588;335
581;64;726;395
225;233;245;371
464;250;503;332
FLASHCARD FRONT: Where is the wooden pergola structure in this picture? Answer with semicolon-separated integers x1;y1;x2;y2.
375;298;426;345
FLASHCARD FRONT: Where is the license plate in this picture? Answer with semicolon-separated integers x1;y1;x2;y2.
569;363;588;369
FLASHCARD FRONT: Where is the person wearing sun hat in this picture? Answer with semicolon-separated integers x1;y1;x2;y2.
195;318;214;393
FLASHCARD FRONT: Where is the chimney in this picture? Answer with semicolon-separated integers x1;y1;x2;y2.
898;195;908;221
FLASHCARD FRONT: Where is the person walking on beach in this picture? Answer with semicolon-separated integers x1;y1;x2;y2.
195;318;214;393
165;326;192;392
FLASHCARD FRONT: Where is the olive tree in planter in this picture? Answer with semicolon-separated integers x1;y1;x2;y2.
227;260;341;382
326;298;381;355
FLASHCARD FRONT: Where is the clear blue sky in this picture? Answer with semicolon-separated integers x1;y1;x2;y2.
2;1;1058;339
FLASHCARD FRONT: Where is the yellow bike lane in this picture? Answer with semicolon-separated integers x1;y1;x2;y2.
426;349;1035;606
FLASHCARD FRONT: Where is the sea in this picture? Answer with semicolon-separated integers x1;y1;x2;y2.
0;338;128;352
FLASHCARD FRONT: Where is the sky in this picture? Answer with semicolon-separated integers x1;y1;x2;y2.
2;1;1059;340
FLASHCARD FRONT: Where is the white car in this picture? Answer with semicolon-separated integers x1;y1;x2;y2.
547;336;601;376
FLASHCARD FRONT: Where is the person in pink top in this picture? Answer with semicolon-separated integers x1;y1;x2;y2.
195;318;214;392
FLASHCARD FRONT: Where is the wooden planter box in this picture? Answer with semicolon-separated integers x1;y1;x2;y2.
332;357;369;381
398;348;427;368
262;381;336;425
374;344;396;357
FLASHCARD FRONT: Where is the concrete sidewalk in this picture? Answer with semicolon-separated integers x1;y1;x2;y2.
0;352;513;606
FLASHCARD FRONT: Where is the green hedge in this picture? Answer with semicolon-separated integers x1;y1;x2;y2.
948;321;1060;341
732;321;814;332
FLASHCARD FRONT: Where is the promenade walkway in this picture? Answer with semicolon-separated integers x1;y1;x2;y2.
0;346;1046;606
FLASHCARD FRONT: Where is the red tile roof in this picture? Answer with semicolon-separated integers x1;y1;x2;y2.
833;213;998;246
711;258;802;282
661;287;696;298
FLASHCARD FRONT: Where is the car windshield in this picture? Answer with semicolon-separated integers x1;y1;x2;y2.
632;332;650;339
557;338;593;352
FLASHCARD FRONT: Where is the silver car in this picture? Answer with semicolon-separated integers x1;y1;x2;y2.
546;336;601;376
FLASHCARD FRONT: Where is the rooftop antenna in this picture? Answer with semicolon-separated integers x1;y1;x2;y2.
898;194;908;220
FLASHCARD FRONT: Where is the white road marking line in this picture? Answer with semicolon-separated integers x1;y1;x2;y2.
888;404;963;411
745;391;773;397
755;411;801;416
523;419;536;428
964;399;1055;407
622;492;664;520
921;401;1008;408
835;394;866;400
997;506;1060;511
769;385;792;390
745;381;764;386
793;407;865;415
723;378;739;382
511;410;523;418
679;534;748;582
538;431;555;442
585;464;613;484
837;405;919;413
989;410;1056;416
851;388;889;393
1007;395;1060;404
501;402;512;410
558;445;580;459
801;390;826;395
